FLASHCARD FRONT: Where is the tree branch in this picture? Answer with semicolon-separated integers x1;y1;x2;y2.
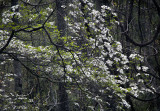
118;21;160;47
128;93;160;102
152;0;160;17
0;30;15;54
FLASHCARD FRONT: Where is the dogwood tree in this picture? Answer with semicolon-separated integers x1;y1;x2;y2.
0;0;155;110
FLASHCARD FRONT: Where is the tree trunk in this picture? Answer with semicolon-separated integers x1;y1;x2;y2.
12;0;23;109
56;0;69;111
14;59;22;95
12;0;22;95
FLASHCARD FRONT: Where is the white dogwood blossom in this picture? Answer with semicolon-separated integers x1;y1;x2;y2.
0;0;152;110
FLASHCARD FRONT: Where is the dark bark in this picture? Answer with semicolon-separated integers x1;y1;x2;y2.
118;20;160;47
58;82;69;111
11;0;18;6
126;94;135;111
138;0;144;43
152;0;160;17
11;0;23;95
56;0;69;111
13;60;22;95
56;0;66;37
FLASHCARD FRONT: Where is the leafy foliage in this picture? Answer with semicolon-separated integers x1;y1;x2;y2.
0;0;158;111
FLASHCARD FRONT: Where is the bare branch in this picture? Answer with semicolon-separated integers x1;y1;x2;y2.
118;21;160;47
152;0;160;17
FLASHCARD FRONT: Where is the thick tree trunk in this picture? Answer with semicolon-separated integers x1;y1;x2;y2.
14;60;22;95
12;0;23;109
56;0;69;111
56;0;66;37
12;0;22;95
58;82;69;111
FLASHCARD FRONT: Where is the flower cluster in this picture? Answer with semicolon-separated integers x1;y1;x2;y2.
2;8;21;24
0;0;152;110
64;0;151;110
